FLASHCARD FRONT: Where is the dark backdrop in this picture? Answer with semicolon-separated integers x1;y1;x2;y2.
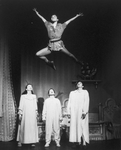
1;0;121;112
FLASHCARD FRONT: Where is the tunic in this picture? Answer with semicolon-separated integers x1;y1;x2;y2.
17;94;38;144
42;97;62;143
45;21;67;51
67;89;90;143
45;21;67;40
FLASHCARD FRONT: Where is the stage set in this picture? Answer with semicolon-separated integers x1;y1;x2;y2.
0;0;121;150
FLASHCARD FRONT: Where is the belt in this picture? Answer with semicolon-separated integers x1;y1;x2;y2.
50;39;61;43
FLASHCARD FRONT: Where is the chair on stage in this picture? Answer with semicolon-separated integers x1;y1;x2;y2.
103;98;121;140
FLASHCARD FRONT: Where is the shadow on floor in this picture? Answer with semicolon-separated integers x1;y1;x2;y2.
0;139;120;150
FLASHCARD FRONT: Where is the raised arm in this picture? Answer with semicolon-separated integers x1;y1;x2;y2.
65;13;84;25
33;8;47;23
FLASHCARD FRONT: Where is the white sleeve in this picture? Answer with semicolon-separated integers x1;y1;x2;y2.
83;90;90;114
42;100;47;120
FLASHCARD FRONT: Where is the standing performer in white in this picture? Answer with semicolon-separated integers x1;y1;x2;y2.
17;84;38;147
67;81;90;147
42;88;62;147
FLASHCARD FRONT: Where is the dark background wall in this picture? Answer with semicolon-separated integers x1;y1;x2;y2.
1;0;121;113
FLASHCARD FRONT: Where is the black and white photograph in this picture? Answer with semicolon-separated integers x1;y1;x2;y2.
0;0;121;150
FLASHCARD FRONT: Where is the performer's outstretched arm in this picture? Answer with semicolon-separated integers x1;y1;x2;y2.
65;13;84;25
33;8;47;23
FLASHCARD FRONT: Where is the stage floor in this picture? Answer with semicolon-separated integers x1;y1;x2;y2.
0;139;120;150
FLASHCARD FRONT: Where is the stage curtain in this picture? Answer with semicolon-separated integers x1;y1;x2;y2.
0;39;4;117
0;37;17;141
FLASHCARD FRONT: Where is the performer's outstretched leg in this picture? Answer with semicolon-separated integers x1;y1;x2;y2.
61;48;84;65
36;47;56;70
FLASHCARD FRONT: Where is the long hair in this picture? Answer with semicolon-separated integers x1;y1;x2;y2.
22;83;34;95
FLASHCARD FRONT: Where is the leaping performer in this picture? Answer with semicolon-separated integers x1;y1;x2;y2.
33;8;84;70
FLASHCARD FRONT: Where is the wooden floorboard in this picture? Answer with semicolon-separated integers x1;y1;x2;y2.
0;139;120;150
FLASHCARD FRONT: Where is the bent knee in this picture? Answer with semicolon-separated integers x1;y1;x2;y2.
36;51;39;56
36;51;43;56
